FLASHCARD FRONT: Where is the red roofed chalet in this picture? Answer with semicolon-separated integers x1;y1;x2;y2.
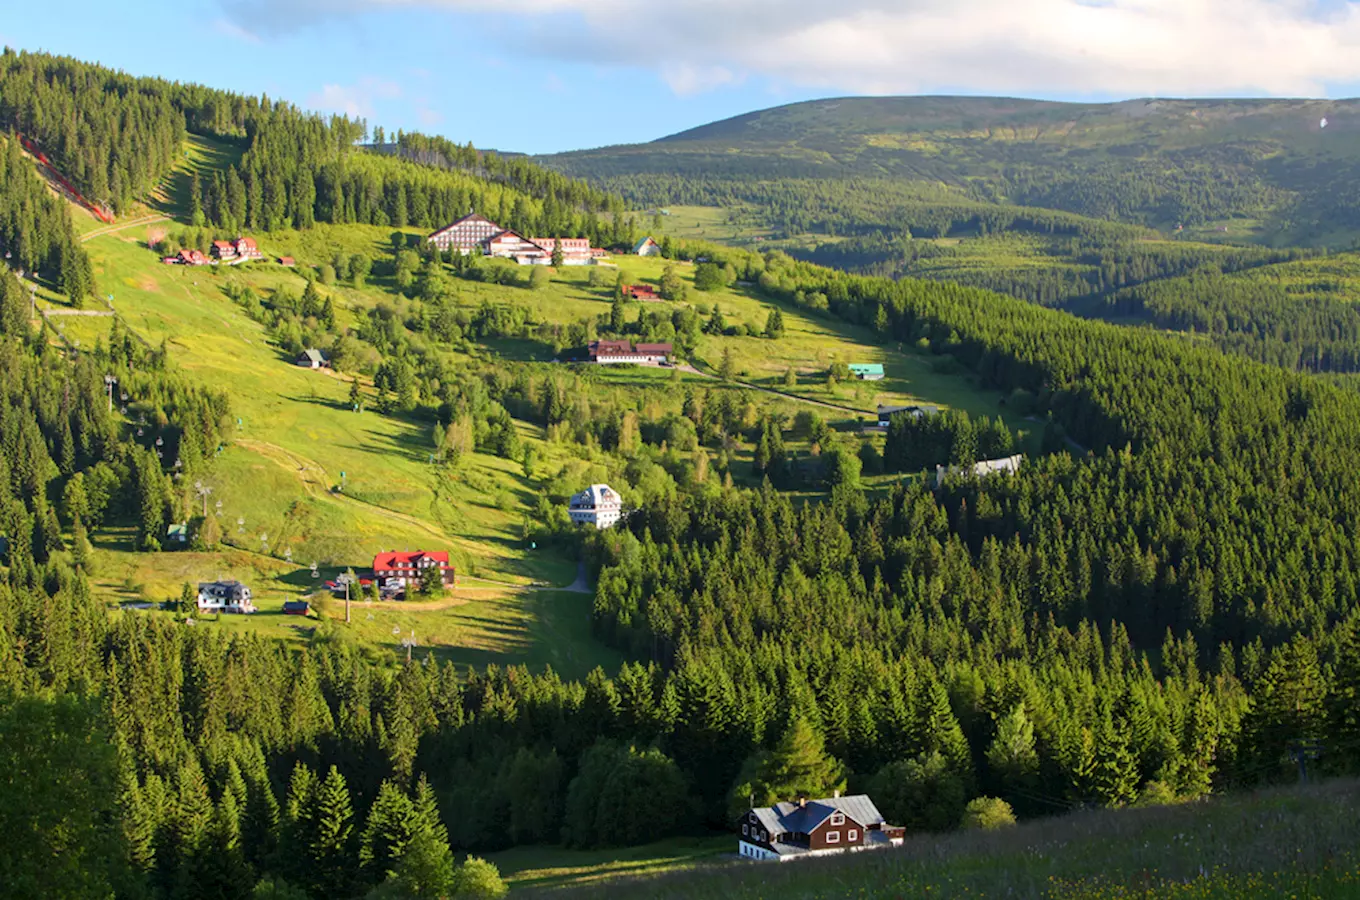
372;550;456;595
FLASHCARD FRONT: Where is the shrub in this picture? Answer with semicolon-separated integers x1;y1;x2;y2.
961;797;1016;830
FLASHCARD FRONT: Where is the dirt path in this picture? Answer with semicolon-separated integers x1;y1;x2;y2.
234;438;456;543
677;363;873;416
81;214;169;243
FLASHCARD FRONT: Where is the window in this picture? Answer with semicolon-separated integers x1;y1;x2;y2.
831;813;845;826
826;831;840;844
742;824;748;836
848;829;858;842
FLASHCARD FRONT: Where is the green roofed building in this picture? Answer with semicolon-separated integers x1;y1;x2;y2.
848;363;885;381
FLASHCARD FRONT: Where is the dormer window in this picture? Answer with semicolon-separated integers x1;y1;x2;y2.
831;813;845;826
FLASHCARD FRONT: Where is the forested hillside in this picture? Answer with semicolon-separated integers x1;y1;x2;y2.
0;48;627;242
540;95;1360;245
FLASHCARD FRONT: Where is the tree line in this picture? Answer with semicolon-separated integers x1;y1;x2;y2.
0;135;92;300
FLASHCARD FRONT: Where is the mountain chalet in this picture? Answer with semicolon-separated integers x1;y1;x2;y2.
427;214;604;265
739;794;904;862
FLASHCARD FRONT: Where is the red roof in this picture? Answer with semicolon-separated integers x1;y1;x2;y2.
590;340;633;356
372;550;452;570
624;284;658;298
212;240;234;250
235;237;258;251
278;256;295;265
635;343;673;354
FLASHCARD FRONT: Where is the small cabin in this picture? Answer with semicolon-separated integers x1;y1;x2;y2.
296;349;330;369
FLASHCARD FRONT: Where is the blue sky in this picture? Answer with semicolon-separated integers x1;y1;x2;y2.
5;0;1360;154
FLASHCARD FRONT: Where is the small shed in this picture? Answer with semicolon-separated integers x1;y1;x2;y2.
283;600;311;616
296;349;330;369
848;363;885;381
166;523;188;545
633;237;662;257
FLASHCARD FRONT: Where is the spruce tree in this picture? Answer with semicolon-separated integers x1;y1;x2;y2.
360;781;417;880
1328;619;1360;773
730;717;846;816
986;703;1039;789
307;766;356;898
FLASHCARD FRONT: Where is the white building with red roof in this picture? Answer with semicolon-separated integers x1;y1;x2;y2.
427;215;602;266
371;550;456;594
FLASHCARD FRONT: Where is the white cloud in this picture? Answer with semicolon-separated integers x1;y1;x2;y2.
662;64;743;97
306;77;402;119
416;103;443;127
228;0;1360;97
212;18;262;44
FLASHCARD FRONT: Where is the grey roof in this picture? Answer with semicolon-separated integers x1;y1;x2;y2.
750;807;783;836
749;794;888;837
300;348;328;363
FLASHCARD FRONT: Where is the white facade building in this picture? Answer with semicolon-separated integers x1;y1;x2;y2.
197;580;256;614
936;454;1024;488
569;484;623;529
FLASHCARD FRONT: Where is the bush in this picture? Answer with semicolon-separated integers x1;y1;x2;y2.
960;797;1016;830
450;857;507;899
528;266;550;290
870;752;967;834
1134;780;1181;808
693;262;727;291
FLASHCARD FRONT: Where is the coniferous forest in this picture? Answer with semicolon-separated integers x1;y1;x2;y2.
3;45;1360;900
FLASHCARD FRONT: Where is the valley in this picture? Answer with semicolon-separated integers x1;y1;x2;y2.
1;47;1359;900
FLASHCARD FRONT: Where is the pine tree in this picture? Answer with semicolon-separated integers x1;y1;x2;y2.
765;307;785;339
730;717;846;816
116;751;157;875
307;766;356;898
1088;711;1139;807
1328;618;1360;773
920;681;973;780
986;703;1039;788
1243;639;1328;781
360;780;420;881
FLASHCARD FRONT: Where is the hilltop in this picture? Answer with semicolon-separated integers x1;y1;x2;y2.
540;95;1360;245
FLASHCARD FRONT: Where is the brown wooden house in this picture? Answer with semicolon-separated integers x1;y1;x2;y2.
738;794;904;861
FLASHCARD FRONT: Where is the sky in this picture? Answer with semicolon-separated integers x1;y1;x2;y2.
6;0;1360;154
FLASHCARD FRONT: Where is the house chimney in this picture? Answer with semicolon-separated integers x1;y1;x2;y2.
834;789;840;799
798;797;806;808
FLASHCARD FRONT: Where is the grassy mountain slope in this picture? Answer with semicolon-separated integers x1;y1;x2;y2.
44;132;1027;669
542;95;1360;245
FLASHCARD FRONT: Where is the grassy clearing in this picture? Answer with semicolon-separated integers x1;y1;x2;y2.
78;231;565;580
488;836;732;893
543;779;1360;898
111;583;619;681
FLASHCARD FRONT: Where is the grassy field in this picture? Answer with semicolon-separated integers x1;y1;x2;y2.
109;579;619;680
534;779;1360;898
488;836;732;892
